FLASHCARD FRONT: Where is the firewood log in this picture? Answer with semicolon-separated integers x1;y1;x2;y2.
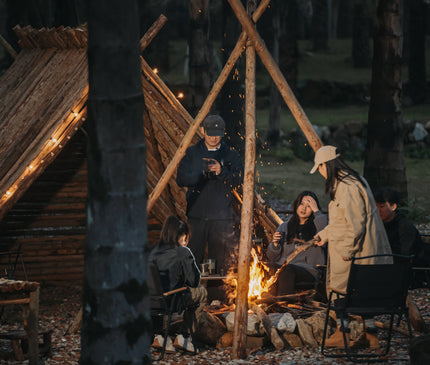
407;296;430;333
250;303;284;350
263;239;316;292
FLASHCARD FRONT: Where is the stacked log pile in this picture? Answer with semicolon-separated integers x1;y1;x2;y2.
199;290;337;350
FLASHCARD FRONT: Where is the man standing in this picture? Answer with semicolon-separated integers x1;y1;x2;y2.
177;115;243;276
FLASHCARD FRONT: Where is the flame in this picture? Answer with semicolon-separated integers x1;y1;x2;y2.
225;247;271;304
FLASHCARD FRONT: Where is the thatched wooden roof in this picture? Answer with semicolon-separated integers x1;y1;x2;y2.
0;24;280;245
0;25;88;221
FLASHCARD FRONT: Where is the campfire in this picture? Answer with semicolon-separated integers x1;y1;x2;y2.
224;239;317;304
201;240;333;350
225;247;271;302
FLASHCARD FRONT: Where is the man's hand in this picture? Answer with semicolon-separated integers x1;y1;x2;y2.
203;158;221;175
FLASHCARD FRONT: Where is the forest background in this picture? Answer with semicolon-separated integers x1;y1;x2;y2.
0;0;429;221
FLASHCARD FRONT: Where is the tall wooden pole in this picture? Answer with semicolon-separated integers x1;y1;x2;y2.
140;14;167;51
146;0;271;214
232;0;257;359
227;0;322;152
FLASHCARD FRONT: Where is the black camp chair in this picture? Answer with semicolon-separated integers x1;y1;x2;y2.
321;254;413;363
148;260;193;361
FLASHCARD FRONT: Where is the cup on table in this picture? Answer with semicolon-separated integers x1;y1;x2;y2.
200;263;209;276
206;259;216;275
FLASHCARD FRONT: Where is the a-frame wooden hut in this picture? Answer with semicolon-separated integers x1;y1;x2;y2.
0;24;280;285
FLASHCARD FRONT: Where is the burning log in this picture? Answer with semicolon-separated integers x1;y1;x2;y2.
263;239;317;292
250;303;284;350
254;289;315;305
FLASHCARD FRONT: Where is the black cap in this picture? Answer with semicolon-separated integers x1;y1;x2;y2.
202;115;225;137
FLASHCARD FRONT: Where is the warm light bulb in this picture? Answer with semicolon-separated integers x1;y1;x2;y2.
74;112;78;117
177;92;184;99
153;68;159;74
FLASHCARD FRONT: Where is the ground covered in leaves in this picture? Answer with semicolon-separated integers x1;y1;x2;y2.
0;285;429;364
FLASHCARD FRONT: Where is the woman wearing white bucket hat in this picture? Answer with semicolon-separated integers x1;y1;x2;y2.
311;145;392;348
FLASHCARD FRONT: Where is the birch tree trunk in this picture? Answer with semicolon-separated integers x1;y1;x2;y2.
364;0;407;199
81;1;150;363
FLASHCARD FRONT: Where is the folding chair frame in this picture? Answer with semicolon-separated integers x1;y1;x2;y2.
149;261;193;361
321;254;413;363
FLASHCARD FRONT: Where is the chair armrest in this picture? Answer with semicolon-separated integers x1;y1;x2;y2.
163;286;188;297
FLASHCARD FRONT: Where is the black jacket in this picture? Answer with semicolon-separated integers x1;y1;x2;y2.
149;244;200;292
384;212;429;266
176;139;243;220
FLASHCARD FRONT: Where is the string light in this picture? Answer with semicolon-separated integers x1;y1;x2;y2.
153;68;159;74
177;92;184;99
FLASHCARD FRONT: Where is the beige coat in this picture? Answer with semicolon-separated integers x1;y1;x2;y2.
318;175;392;294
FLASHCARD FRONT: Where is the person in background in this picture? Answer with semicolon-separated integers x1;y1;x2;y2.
374;187;430;287
149;216;207;353
176;115;243;277
266;191;328;296
311;145;392;348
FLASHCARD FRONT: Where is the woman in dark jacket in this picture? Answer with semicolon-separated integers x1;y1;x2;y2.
266;191;328;295
149;216;207;352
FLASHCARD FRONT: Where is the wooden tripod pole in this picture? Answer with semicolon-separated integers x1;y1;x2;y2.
227;0;323;152
232;28;257;362
146;0;271;214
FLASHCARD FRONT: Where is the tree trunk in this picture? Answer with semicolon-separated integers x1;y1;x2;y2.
188;0;212;116
337;0;353;38
267;1;282;147
220;0;245;154
267;0;299;148
81;1;150;363
364;0;407;200
352;0;371;68
408;0;427;104
312;0;329;51
139;1;169;72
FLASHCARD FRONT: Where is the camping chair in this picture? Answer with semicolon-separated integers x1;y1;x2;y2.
321;254;413;363
148;260;193;361
0;244;28;281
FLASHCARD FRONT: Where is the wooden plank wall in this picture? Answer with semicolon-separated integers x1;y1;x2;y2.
0;129;162;285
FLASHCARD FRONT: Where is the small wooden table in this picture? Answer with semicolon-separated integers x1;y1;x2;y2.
0;278;40;364
200;274;236;286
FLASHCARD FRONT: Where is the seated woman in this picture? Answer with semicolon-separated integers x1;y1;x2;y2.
149;216;207;352
266;191;328;296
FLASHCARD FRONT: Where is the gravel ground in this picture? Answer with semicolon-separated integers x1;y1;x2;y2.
1;285;429;364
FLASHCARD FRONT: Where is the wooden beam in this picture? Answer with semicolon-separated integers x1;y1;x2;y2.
146;0;272;214
0;34;18;59
140;14;168;52
227;0;322;152
232;25;257;358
